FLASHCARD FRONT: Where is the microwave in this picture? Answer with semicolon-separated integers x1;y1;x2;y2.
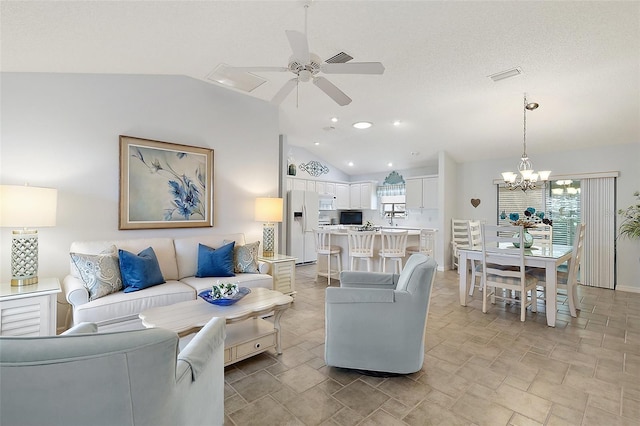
319;194;336;211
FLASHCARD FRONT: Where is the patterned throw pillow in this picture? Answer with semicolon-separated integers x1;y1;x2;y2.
70;245;123;301
234;241;260;273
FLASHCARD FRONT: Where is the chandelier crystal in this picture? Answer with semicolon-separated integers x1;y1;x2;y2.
502;94;551;191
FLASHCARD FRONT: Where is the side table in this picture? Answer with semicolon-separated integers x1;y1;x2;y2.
0;277;61;336
258;254;297;297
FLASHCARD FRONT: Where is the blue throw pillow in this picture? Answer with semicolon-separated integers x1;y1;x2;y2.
196;241;236;278
119;247;166;293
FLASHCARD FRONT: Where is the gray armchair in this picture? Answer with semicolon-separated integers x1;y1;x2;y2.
325;253;437;374
1;317;225;426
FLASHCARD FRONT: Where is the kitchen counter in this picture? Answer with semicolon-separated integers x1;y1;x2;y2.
317;228;420;274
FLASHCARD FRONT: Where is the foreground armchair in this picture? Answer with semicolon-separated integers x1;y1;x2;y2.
0;317;225;426
325;253;437;374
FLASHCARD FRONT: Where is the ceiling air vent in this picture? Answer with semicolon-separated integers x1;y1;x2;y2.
488;67;522;82
325;52;353;64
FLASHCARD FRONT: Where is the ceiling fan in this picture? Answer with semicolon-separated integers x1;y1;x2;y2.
228;7;385;106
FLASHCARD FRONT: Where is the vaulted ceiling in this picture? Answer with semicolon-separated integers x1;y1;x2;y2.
2;1;638;175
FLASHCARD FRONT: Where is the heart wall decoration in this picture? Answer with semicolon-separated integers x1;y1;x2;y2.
471;198;481;208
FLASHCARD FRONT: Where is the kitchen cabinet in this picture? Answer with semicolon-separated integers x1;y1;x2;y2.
335;184;350;209
306;180;316;192
406;176;438;209
317;181;335;196
349;182;377;210
292;179;307;191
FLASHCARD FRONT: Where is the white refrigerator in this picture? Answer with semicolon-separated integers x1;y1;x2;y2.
287;190;319;264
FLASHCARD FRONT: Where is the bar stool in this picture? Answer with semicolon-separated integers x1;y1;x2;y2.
407;228;437;257
347;230;376;272
314;229;342;285
379;230;408;273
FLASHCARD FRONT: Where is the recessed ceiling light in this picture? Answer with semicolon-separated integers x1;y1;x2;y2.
388;162;393;167
348;161;354;167
393;120;401;126
331;117;338;123
314;142;320;146
352;121;372;129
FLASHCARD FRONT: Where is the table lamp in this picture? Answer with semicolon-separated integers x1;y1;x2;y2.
0;184;58;286
254;197;283;257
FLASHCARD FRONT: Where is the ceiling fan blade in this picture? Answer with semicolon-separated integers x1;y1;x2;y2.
313;77;352;106
227;66;289;73
285;30;310;64
271;78;298;105
321;62;385;75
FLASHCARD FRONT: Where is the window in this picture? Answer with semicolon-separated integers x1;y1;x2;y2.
546;180;581;246
497;186;545;227
497;181;580;246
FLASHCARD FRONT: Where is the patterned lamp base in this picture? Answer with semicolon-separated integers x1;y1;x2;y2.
262;223;275;258
11;230;39;286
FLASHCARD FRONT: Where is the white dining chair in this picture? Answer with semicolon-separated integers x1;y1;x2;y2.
451;219;471;272
529;225;553;249
379;230;408;273
466;220;483;296
481;224;539;322
528;223;585;317
347;230;376;272
314;229;342;286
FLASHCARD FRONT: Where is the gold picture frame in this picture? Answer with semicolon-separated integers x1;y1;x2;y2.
119;135;213;230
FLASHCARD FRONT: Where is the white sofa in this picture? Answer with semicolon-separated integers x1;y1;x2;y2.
1;317;225;426
63;233;273;331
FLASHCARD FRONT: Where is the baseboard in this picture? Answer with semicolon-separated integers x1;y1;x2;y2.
615;285;640;294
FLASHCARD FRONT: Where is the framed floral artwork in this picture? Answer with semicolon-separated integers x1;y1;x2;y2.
119;135;213;229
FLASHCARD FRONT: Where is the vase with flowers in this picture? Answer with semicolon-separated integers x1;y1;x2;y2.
507;207;552;248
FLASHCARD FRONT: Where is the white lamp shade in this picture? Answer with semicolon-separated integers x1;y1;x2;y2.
254;197;283;223
501;172;516;183
538;171;552;181
0;185;58;228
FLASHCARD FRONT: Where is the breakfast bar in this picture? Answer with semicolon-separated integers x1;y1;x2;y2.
317;227;421;274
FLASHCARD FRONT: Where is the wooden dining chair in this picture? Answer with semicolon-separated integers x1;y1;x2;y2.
481;224;539;322
379;230;408;273
528;225;553;249
407;228;437;258
528;223;585;317
466;220;483;296
451;219;471;272
314;229;342;286
347;230;376;272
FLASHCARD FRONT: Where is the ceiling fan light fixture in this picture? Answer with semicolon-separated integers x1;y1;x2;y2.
206;64;267;92
353;121;373;129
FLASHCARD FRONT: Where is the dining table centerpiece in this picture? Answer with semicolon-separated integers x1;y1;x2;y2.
508;207;552;248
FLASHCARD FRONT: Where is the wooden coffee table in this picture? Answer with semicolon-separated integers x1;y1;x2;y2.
139;287;293;365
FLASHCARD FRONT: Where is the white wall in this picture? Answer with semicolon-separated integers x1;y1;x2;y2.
1;73;280;286
456;142;640;292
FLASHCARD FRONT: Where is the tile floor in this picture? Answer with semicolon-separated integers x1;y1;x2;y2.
223;264;640;426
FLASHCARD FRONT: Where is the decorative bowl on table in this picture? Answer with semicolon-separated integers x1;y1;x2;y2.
199;282;251;306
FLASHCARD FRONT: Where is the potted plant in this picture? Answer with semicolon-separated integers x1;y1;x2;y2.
618;191;640;240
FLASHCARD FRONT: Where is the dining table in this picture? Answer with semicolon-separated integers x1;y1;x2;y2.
457;243;574;327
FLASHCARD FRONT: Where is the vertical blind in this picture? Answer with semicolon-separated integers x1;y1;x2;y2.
580;177;616;289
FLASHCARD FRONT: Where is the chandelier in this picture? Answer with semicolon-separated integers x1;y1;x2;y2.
501;94;551;191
